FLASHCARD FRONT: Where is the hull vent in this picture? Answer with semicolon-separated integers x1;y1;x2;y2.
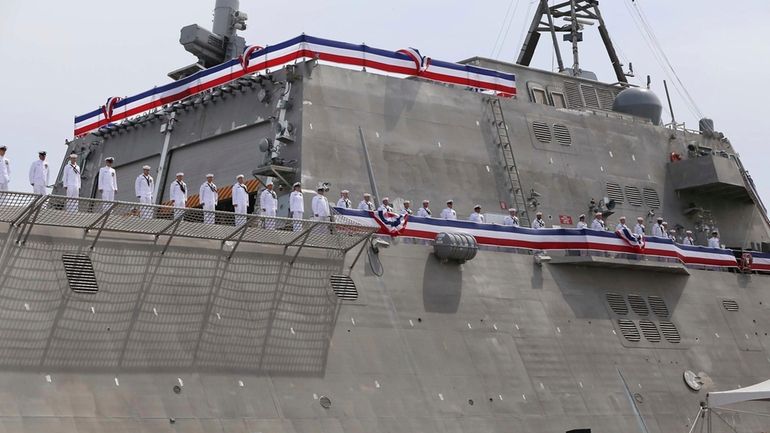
618;319;641;342
552;124;572;146
330;275;358;301
532;121;552;143
625;186;643;207
606;182;624;204
627;294;650;316
580;84;601;109
647;296;670;318
596;88;616;110
722;299;739;311
62;253;98;294
564;81;583;108
659;320;681;343
606;293;629;315
639;320;661;342
643;187;661;208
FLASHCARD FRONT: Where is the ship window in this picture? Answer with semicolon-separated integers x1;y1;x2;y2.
532;88;548;105
551;92;567;109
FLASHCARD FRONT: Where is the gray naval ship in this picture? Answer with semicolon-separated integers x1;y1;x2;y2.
2;0;770;431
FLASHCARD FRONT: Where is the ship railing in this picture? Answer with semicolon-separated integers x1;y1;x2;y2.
0;192;377;258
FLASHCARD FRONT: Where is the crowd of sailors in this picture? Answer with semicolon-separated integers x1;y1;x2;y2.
1;148;721;247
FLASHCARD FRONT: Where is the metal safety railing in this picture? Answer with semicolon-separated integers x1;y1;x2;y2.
0;192;377;258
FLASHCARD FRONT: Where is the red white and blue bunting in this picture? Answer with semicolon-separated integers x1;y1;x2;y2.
336;208;770;272
74;34;516;137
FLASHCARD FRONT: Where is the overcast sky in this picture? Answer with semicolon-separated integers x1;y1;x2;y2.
1;0;768;206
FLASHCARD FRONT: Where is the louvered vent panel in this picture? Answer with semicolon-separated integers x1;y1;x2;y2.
627;294;650;316
618;319;641;342
596;88;616;110
647;296;670;318
552;124;572;146
643;187;661;208
606;182;624;204
625;186;643;206
532;121;552;143
639;320;661;342
722;299;739;312
62;253;98;294
330;275;359;301
606;293;629;315
659;321;681;343
580;84;600;109
564;81;583;109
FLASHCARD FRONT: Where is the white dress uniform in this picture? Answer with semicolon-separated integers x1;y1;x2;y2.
199;182;218;224
232;182;249;227
134;173;154;218
29;159;49;195
469;212;485;223
0;155;10;191
336;197;352;209
170;180;187;219
98;166;117;210
62;162;81;212
260;188;278;229
634;223;645;236
652;223;665;237
683;236;695;246
401;207;413;215
440;207;457;220
708;237;721;249
312;193;330;235
531;218;546;229
576;221;588;229
358;200;375;211
416;207;432;218
503;215;520;227
289;190;304;231
377;204;393;213
591;218;605;231
615;223;628;232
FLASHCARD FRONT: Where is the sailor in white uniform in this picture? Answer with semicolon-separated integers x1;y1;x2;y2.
289;182;304;231
575;214;588;229
531;211;546;229
469;204;485;223
199;173;218;224
232;174;249;227
401;200;413;215
378;197;393;213
440;200;457;220
416;200;432;217
634;217;645;236
62;153;81;213
358;193;375;211
336;190;352;209
708;231;721;248
682;230;695;246
615;216;628;232
591;212;605;231
169;172;187;219
668;229;678;242
28;151;49;195
0;145;10;191
134;165;154;218
503;208;520;227
260;180;278;229
651;217;665;237
98;157;117;211
312;185;331;234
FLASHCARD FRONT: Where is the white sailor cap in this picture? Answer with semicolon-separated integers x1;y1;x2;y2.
578;214;585;218
686;230;693;234
509;208;517;212
175;172;184;176
69;153;78;158
657;217;664;221
206;173;214;178
474;204;481;209
536;211;543;216
265;180;273;186
669;229;676;233
317;184;325;191
38;150;46;155
595;212;603;217
404;200;411;204
236;174;244;179
619;216;626;220
292;182;301;188
0;145;7;150
142;165;151;170
422;199;430;203
662;221;668;225
364;192;371;197
382;197;389;202
712;230;719;234
105;156;114;162
637;216;644;221
446;199;453;204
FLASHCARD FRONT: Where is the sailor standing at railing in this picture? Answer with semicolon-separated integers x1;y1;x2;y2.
135;165;154;218
652;217;665;237
440;200;457;220
62;153;81;213
416;200;432;217
29;151;49;195
591;212;605;230
615;216;628;232
378;197;393;213
503;208;520;227
469;205;485;223
683;230;695;246
358;193;375;211
401;200;413;215
575;214;587;229
634;217;645;235
232;175;249;227
200;174;218;224
0;145;10;192
312;185;331;234
708;231;721;248
289;182;304;231
170;172;187;219
260;180;278;229
98;157;117;211
336;190;352;208
531;211;546;229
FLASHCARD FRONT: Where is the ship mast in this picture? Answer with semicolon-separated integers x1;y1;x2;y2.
517;0;628;83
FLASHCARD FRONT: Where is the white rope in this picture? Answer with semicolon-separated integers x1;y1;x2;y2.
686;406;703;433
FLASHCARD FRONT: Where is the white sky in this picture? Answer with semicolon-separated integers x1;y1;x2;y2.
1;0;768;206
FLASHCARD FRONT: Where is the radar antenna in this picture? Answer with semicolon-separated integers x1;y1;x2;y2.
517;0;627;83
